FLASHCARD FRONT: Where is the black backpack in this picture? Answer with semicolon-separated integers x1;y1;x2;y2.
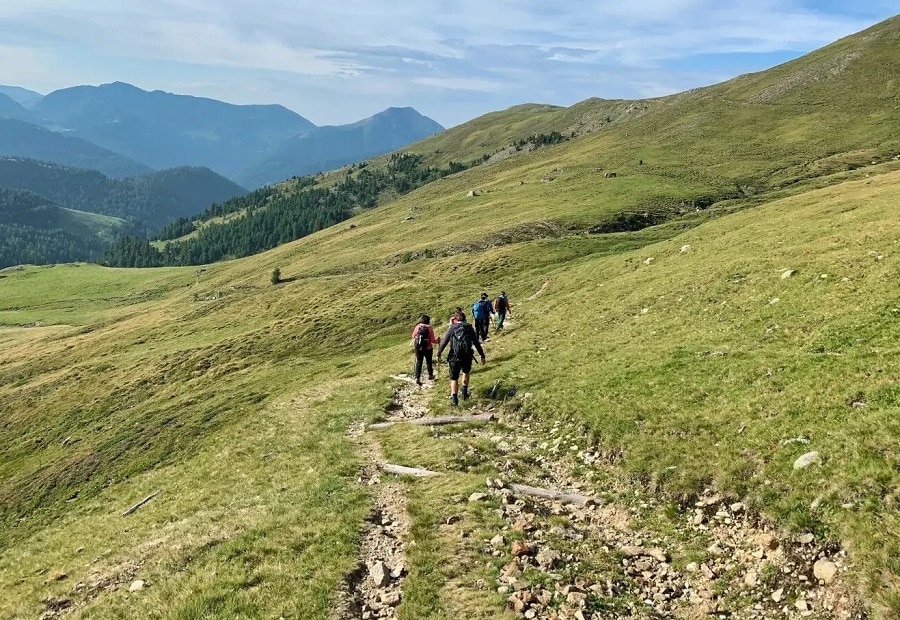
495;295;508;313
414;324;430;351
450;323;474;359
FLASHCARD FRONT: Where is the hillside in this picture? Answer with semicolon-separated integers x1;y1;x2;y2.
0;85;43;107
0;157;246;233
0;15;899;620
0;118;152;178
238;107;445;188
0;188;125;268
0;93;28;119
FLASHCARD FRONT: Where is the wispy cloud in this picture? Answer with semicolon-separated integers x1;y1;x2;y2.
0;1;894;126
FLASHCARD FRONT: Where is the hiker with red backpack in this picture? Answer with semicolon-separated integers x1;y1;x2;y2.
472;292;494;342
437;310;486;407
411;314;439;386
494;291;511;330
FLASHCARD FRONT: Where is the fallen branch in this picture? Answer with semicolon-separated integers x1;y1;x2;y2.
122;490;161;517
382;463;442;477
509;483;599;506
368;413;495;430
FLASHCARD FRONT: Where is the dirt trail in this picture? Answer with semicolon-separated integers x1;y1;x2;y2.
336;376;432;619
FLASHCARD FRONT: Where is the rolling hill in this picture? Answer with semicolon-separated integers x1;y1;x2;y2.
0;188;126;268
0;118;152;178
0;157;246;233
0;14;898;620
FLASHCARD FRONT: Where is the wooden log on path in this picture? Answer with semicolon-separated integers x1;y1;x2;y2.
122;490;161;517
382;463;442;477
509;483;599;506
368;413;495;430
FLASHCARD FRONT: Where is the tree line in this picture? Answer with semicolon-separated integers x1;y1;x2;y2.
105;153;479;267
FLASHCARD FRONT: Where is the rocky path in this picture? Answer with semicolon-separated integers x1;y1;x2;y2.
341;370;865;619
337;375;431;619
439;408;866;620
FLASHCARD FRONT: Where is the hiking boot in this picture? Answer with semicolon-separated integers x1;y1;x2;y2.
450;394;459;407
427;375;436;381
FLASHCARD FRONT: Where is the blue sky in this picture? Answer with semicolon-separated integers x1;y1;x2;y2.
0;1;895;127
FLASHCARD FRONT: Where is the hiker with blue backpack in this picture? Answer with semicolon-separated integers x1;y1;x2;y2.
472;292;494;342
494;291;511;330
411;314;439;386
437;310;486;406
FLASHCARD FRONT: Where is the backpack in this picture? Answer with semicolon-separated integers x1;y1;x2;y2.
495;295;507;313
449;323;474;359
479;299;493;317
472;302;483;320
414;324;430;351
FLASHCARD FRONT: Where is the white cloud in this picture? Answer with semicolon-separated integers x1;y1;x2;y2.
0;0;893;125
413;77;505;92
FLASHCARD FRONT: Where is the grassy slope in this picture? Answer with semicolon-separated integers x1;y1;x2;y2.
1;15;899;619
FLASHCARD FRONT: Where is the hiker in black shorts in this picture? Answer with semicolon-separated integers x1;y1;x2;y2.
437;310;486;407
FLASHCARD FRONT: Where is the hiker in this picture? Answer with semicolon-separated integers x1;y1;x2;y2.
494;291;512;330
471;292;494;342
437;310;486;406
449;306;464;325
411;314;438;386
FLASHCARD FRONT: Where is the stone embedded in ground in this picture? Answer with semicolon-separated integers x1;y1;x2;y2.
507;594;526;613
511;540;530;557
797;532;815;544
50;572;68;581
758;532;779;550
390;563;405;579
468;492;488;502
744;570;758;586
490;534;506;549
793;451;821;470
536;548;562;569
772;587;784;603
128;580;145;592
782;269;796;279
379;591;401;606
369;561;390;588
813;559;838;584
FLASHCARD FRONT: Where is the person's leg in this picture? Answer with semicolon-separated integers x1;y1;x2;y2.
414;350;424;384
425;348;435;380
448;360;461;405
497;312;506;329
461;358;473;399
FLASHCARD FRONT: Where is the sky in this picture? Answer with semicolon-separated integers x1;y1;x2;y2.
0;1;896;128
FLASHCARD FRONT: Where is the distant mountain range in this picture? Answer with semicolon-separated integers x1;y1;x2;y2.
0;82;443;187
239;107;445;187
